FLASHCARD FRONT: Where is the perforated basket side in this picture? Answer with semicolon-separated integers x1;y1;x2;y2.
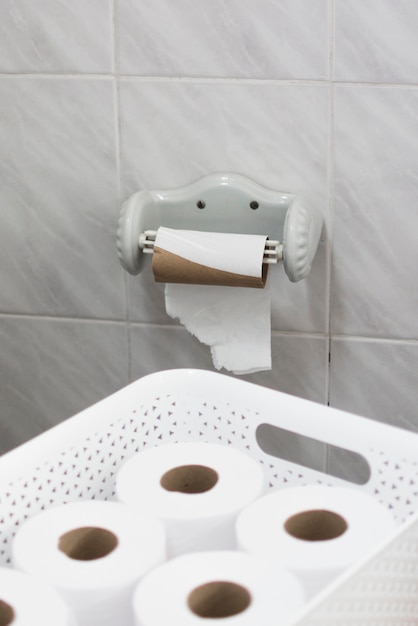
0;369;417;623
290;513;418;626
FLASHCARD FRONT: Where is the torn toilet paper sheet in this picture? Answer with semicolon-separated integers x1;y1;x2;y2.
165;283;272;375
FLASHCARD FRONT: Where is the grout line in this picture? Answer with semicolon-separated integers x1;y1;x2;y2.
331;335;418;345
110;0;117;76
1;313;416;345
332;80;418;89
1;72;418;89
270;330;328;339
324;0;335;475
328;0;335;83
119;79;418;90
117;77;418;89
117;76;331;87
0;313;127;325
326;0;336;412
129;323;327;337
2;72;418;90
0;72;116;79
111;0;132;383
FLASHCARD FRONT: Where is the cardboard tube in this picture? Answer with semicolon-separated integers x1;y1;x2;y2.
151;228;268;288
160;465;219;494
187;581;252;618
0;600;14;626
58;526;119;561
284;509;348;542
152;247;268;288
133;551;305;625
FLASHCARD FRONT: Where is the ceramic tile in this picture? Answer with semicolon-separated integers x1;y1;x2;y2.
130;327;328;473
116;0;329;79
328;337;418;482
120;80;329;332
331;86;418;338
329;339;418;432
0;317;128;454
131;327;328;404
0;0;113;73
335;0;418;84
129;325;214;381
241;334;328;405
0;77;125;319
127;272;175;326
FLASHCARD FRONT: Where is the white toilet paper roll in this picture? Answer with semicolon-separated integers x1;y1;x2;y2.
132;550;306;626
152;227;272;375
236;485;396;599
152;227;268;288
116;442;265;557
12;501;166;626
0;567;74;626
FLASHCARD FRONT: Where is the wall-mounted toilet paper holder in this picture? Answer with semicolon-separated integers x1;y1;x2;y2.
116;172;323;282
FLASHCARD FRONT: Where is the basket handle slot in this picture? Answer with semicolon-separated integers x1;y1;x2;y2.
256;423;371;486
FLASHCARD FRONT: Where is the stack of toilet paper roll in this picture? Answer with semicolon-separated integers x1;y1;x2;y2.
8;441;397;625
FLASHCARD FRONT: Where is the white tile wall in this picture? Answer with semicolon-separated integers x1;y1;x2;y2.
1;1;418;465
0;318;128;453
334;0;418;84
330;338;418;433
0;0;113;73
116;0;329;79
332;85;418;338
0;77;124;319
120;80;329;332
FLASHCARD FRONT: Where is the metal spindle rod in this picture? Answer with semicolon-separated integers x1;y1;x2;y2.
138;231;283;264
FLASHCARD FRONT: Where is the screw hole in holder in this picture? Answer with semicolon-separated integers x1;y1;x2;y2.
116;172;323;282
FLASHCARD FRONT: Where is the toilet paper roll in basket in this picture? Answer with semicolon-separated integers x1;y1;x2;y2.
152;227;272;375
0;567;74;626
12;501;166;626
132;550;306;626
116;442;265;558
235;485;396;600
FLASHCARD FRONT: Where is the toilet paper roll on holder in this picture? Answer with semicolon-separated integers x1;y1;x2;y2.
138;230;282;264
116;172;323;282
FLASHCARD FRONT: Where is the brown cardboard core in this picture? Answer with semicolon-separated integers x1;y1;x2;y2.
188;581;251;618
160;464;218;494
0;600;14;626
58;526;118;561
284;509;348;541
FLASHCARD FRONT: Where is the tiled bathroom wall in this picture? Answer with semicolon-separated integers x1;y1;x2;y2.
1;0;418;458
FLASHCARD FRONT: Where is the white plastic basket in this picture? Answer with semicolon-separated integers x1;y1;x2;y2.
1;368;417;624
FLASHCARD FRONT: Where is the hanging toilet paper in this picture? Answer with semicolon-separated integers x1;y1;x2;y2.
12;501;166;626
116;442;265;558
235;485;396;600
132;550;306;626
0;567;74;626
152;227;271;375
